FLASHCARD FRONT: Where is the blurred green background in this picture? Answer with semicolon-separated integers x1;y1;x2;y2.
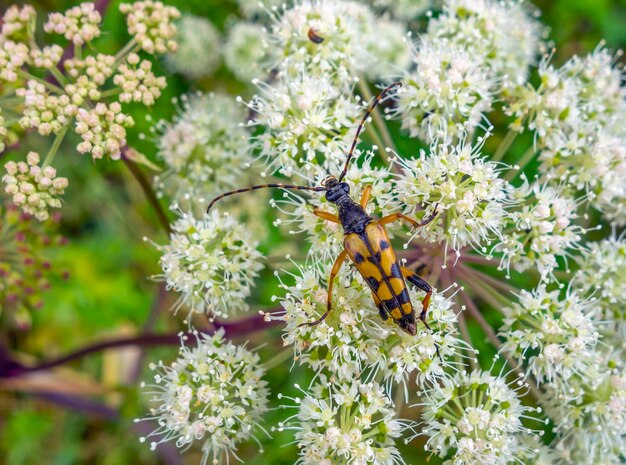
1;0;625;464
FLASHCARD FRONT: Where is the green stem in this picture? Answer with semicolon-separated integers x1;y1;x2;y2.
264;349;292;370
74;43;82;61
0;96;23;106
492;129;518;162
121;149;171;234
365;124;389;164
49;66;68;87
100;88;122;99
17;71;64;93
357;78;397;153
505;145;537;181
113;39;139;69
42;125;69;168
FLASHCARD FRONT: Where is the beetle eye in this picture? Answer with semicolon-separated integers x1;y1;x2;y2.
340;182;350;194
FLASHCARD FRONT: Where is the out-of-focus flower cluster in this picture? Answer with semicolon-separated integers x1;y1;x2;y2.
0;1;179;219
0;199;67;329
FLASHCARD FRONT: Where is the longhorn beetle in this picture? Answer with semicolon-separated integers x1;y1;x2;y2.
207;82;438;337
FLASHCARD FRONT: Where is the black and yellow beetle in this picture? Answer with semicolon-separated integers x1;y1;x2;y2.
207;82;438;336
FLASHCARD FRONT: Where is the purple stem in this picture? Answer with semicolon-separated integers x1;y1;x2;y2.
1;312;281;378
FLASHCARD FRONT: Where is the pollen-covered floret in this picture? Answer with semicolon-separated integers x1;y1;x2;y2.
419;369;538;465
153;92;254;203
138;329;270;465
3;152;68;221
152;208;264;320
279;379;407;465
386;134;513;258
499;285;599;391
165;14;220;79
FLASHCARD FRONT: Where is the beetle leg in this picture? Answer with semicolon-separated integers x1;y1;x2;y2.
313;207;340;224
299;250;349;328
359;185;372;209
401;266;441;359
379;204;439;229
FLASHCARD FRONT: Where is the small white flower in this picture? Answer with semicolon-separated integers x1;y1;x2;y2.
152;208;264;320
138;328;269;464
386;134;513;257
367;0;434;20
499;285;599;391
0;40;30;82
119;1;180;54
394;38;494;143
44;2;102;45
1;5;36;42
419;369;538;465
165;15;220;79
0;109;7;153
281;379;407;465
3;152;68;221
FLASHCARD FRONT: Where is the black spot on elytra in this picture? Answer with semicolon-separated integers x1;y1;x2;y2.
397;288;411;305
354;252;365;264
389;262;402;279
380;240;390;250
377;304;389;320
367;251;382;264
366;276;380;291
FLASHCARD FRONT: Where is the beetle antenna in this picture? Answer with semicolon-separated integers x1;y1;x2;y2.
206;183;325;213
337;81;402;182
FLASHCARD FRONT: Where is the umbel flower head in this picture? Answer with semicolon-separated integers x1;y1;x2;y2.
153;92;254;203
499;285;599;391
3;152;68;221
272;262;470;388
278;379;407;465
151;208;264;320
419;369;539;465
138;329;270;465
165;14;220;79
223;22;268;83
385;134;512;258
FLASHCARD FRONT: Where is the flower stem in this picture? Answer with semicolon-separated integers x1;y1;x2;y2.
49;66;68;87
17;70;64;93
42;125;69;168
505;145;537;181
264;349;292;370
492;129;518;162
100;88;123;99
365;124;389;164
121;148;171;234
113;38;139;69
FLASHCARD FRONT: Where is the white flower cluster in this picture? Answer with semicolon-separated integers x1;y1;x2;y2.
165;14;220;79
367;0;433;20
273;263;468;388
387;135;512;256
43;2;101;45
75;102;134;160
572;236;626;323
395;39;494;142
499;285;599;390
420;369;538;465
279;380;406;465
243;74;362;176
154;92;254;203
223;22;267;83
509;47;626;224
138;329;270;464
425;0;544;90
30;44;64;69
3;152;68;221
113;53;166;105
266;0;408;84
17;80;77;136
153;209;264;320
64;53;115;84
119;1;179;54
496;180;585;279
